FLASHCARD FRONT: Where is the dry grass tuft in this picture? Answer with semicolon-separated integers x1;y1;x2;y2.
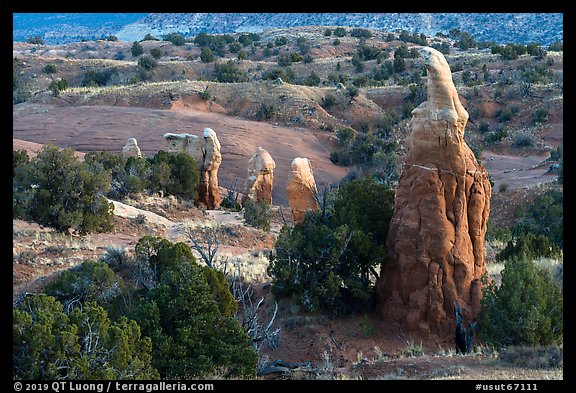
498;344;563;369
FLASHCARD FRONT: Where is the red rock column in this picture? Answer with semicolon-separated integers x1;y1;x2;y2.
286;157;319;224
243;147;276;205
198;128;222;209
375;47;491;335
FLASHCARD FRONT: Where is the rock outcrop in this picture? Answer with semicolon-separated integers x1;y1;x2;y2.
286;157;319;224
163;130;222;209
243;147;276;205
163;133;202;164
375;47;492;335
122;138;142;159
163;132;190;153
198;128;222;209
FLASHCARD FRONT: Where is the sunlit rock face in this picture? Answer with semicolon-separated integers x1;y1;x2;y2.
286;157;319;224
243;147;276;205
122;137;142;159
375;47;492;335
198;128;222;209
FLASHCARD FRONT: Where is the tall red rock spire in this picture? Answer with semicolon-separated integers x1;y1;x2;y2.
375;47;492;335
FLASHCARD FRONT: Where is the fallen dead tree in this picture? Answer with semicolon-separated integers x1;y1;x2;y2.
257;359;314;376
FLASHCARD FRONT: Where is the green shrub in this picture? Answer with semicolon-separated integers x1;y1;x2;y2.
484;126;509;143
228;41;242;53
336;128;355;145
146;151;200;200
131;41;144;56
478;257;563;348
512;189;563;248
321;93;337;109
485;221;512;243
142;33;159;41
304;71;320;86
220;195;242;211
274;36;288;46
13;149;29;177
137;55;158;70
27;35;45;45
213;60;248;83
150;47;162;59
478;121;490;134
130;237;256;379
198;86;212;101
431;42;451;54
268;176;394;314
44;260;126;315
346;84;359;99
334;27;346;37
163;32;186;46
255;103;275;121
548;41;563;51
498;183;509;193
48;79;68;96
13;145;114;234
243;199;272;231
496;233;562;262
533;107;550;125
200;47;215;63
393;56;406;73
84;151;144;198
13;294;158;380
514;134;534;148
43;63;57;74
81;68;114;87
100;245;132;267
276;53;292;66
350;28;372;39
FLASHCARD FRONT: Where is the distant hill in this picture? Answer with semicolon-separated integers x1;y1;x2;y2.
12;13;148;44
13;13;563;46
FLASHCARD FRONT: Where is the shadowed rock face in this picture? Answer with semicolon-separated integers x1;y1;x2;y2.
122;137;142;159
286;157;319;224
375;47;492;335
243;147;276;205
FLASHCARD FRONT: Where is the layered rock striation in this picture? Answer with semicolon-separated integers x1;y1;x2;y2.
375;47;491;335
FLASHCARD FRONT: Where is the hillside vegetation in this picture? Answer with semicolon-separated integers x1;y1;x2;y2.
14;13;563;45
13;22;563;381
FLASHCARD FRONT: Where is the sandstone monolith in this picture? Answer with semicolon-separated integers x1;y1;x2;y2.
243;147;276;205
163;133;203;164
198;128;222;209
163;133;190;153
286;157;319;224
122;138;142;159
375;47;492;335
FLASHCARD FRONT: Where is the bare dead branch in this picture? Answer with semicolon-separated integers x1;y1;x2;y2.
185;227;220;269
